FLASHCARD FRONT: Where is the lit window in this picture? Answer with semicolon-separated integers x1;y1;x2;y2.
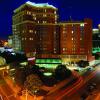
22;38;24;40
34;17;36;20
43;21;46;23
72;31;74;34
44;9;46;12
32;14;35;16
54;11;56;14
43;14;47;17
29;38;31;40
72;38;74;40
29;12;31;15
80;38;82;40
63;31;66;34
25;38;26;40
54;31;56;34
55;21;57;23
72;48;75;51
80;24;84;27
55;15;57;19
35;31;36;34
29;30;33;33
54;48;56;50
54;51;56;53
38;21;40;23
63;48;66;51
73;45;75;47
27;11;31;15
22;30;24;33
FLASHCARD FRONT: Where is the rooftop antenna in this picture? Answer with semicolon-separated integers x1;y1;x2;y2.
68;1;73;21
69;16;72;21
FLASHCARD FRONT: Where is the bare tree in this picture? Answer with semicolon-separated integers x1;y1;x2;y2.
24;74;43;99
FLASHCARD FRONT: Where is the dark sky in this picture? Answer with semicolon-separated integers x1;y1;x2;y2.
0;0;100;39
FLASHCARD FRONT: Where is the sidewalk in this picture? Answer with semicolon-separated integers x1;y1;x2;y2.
4;76;42;100
3;76;21;100
86;90;100;100
95;93;100;100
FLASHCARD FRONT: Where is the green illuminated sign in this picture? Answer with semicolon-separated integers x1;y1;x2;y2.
36;58;62;64
92;47;100;53
43;72;53;76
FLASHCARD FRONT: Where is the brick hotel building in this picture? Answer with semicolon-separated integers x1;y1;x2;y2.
59;19;93;63
12;1;93;63
12;1;59;56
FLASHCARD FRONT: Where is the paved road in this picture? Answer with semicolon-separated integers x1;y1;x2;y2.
59;64;100;100
0;73;20;100
45;71;83;100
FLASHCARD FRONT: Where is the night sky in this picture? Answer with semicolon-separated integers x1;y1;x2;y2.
0;0;100;39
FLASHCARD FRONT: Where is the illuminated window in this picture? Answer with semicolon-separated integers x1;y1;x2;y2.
54;48;56;50
55;21;57;23
80;24;84;27
72;48;75;51
29;30;33;33
80;38;82;40
44;9;46;12
27;11;31;15
54;31;56;34
54;11;56;14
54;51;56;53
25;38;26;40
73;45;75;47
35;31;37;34
38;21;40;23
29;38;31;40
22;38;24;40
55;15;57;20
34;17;36;20
63;48;66;51
72;31;74;34
72;38;74;40
22;30;25;33
63;31;66;34
43;21;46;23
32;14;35;16
43;14;47;17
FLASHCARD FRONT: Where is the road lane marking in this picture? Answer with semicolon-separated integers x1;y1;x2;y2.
0;94;3;100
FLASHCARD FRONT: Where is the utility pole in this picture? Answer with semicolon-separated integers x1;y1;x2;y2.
25;89;28;100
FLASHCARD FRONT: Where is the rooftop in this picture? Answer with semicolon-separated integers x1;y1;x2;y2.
14;1;57;13
26;1;57;9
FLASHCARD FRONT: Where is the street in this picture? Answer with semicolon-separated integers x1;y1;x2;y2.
59;64;100;100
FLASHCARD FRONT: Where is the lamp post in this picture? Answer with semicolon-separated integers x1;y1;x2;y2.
25;89;28;100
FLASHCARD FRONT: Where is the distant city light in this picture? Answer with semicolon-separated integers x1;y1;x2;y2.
43;72;53;76
28;57;35;61
92;28;99;34
26;1;56;9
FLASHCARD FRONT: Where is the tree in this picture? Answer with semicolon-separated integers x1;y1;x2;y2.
15;68;26;86
24;74;43;96
77;60;89;68
55;64;72;80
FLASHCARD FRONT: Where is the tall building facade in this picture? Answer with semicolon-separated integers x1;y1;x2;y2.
59;19;93;63
12;1;93;63
92;28;100;54
12;1;59;57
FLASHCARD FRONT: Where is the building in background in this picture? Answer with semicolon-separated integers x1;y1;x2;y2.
12;1;58;57
59;18;93;63
8;35;13;48
92;28;100;54
12;1;93;64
